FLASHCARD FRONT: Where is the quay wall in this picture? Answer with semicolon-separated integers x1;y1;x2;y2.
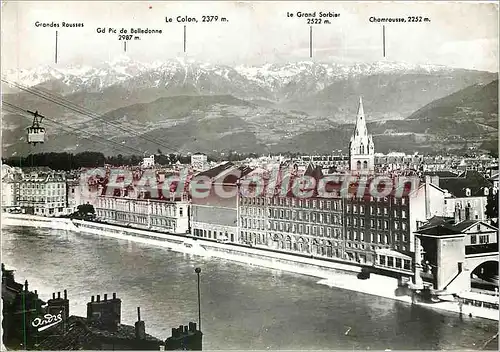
2;213;498;321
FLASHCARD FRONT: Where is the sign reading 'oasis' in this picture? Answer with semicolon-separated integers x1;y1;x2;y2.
31;311;63;332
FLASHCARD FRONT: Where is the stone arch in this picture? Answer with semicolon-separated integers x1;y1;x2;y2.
470;259;499;292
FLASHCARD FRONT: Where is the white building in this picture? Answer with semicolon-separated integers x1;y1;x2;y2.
18;171;68;217
191;153;208;171
95;193;190;234
349;97;375;173
143;155;155;168
1;165;20;209
437;171;494;221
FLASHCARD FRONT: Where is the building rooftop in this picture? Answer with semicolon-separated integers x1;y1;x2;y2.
35;315;162;350
416;224;464;237
438;170;493;197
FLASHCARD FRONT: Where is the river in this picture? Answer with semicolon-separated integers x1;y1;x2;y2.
2;225;498;350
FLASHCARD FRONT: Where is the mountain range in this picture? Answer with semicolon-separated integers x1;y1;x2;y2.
2;57;498;157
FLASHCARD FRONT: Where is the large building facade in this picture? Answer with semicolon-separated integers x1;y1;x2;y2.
95;194;190;234
17;171;68;217
190;162;253;242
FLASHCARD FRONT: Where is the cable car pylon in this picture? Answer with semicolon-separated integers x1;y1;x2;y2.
26;109;46;145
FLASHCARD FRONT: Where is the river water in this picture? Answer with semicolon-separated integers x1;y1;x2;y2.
2;225;498;350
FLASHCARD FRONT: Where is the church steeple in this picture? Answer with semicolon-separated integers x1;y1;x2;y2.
353;97;367;137
357;96;365;118
349;96;375;173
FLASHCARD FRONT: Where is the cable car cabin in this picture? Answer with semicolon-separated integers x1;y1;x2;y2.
27;126;46;144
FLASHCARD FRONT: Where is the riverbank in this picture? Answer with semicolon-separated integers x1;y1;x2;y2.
2;213;498;322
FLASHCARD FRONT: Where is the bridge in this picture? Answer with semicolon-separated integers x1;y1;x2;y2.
466;252;499;273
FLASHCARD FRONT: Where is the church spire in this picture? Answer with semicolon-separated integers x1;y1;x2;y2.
354;96;367;137
349;96;375;173
357;96;364;118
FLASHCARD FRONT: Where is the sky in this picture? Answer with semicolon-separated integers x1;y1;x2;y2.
1;1;499;72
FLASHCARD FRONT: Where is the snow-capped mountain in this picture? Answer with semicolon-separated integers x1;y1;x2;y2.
2;56;497;157
3;57;460;100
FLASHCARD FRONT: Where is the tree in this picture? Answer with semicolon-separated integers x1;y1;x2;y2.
77;203;95;215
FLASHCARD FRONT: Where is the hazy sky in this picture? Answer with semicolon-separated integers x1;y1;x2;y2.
1;1;498;71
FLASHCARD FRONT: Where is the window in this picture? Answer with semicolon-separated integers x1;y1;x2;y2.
379;255;386;266
470;235;477;244
479;235;489;244
402;210;406;218
387;257;394;267
395;258;402;268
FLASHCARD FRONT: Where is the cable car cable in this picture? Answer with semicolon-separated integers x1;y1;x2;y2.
4;105;146;157
2;79;186;155
3;102;148;155
4;102;146;155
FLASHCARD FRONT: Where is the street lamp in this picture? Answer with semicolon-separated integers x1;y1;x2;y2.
195;267;202;331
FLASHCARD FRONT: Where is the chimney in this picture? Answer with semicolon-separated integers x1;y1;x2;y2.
91;295;95;302
135;307;146;340
454;205;461;224
465;204;471;221
24;280;28;292
104;294;108;301
48;288;70;323
424;176;431;219
97;295;100;302
113;292;116;300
